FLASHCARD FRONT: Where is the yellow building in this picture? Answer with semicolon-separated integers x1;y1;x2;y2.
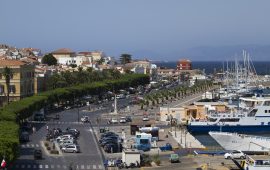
0;59;35;105
159;101;227;124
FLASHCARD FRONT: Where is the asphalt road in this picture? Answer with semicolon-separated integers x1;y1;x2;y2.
12;106;106;170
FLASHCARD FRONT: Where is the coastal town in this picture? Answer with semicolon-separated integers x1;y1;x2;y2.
1;43;270;170
2;1;270;170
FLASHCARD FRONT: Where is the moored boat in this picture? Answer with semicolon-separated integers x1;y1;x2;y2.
187;96;270;134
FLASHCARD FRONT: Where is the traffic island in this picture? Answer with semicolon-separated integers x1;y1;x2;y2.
42;141;62;156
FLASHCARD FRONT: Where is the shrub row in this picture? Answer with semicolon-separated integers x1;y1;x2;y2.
0;74;149;162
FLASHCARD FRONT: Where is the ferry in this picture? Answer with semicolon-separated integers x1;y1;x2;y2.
209;131;270;153
187;96;270;134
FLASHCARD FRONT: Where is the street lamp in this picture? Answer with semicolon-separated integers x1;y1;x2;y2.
184;131;187;148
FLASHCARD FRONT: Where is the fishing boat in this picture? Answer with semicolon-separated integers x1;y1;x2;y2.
187;96;270;134
209;131;270;153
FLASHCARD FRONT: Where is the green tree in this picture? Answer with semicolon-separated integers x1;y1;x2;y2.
3;66;13;104
119;54;132;65
97;58;105;65
41;53;57;66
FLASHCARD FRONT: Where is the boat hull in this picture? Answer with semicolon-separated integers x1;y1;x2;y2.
209;131;270;153
187;125;270;134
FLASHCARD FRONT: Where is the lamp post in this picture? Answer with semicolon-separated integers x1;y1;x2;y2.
184;130;187;148
180;125;183;144
174;122;177;137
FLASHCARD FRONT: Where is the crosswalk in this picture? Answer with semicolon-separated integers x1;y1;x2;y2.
13;164;103;169
20;143;40;148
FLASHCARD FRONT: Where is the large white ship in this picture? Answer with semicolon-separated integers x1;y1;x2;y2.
187;96;270;134
209;131;270;152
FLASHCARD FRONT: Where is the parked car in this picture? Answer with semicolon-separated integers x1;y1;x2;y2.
110;118;118;124
61;144;80;153
125;116;132;122
59;139;76;148
101;132;119;139
100;140;118;147
170;154;180;163
142;116;149;121
34;149;42;159
56;134;75;142
104;143;122;153
19;131;30;142
81;116;89;123
99;136;119;143
224;150;246;159
66;128;80;137
119;117;126;123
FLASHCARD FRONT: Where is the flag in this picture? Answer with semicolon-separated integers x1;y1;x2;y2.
1;159;6;168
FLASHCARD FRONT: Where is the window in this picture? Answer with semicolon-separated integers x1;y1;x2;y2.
9;85;16;93
0;85;4;94
265;110;268;113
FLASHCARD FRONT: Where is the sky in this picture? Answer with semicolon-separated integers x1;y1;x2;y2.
1;0;270;61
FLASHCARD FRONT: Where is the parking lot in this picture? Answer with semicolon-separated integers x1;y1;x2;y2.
13;106;105;170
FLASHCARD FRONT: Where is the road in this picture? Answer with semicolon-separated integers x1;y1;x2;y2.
12;106;106;170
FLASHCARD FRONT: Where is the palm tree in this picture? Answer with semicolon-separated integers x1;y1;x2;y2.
3;66;13;104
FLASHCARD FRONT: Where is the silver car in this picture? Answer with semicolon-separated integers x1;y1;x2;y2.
61;144;80;153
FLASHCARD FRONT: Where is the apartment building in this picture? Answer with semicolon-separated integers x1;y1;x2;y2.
0;59;35;105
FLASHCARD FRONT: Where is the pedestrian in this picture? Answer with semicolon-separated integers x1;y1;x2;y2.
46;125;49;131
32;126;36;133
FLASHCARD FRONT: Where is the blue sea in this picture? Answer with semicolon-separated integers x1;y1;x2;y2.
153;61;270;75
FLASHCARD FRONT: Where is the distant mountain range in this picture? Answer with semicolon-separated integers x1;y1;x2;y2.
179;45;270;61
133;45;270;62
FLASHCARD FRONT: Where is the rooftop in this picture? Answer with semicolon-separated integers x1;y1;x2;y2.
51;48;74;54
0;59;27;66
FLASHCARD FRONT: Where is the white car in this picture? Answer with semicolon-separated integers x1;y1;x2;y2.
59;140;75;148
61;144;80;153
111;118;118;124
81;116;89;123
56;135;74;142
119;117;126;123
142;116;149;121
224;150;246;159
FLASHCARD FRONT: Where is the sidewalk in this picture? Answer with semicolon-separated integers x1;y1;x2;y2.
170;130;205;149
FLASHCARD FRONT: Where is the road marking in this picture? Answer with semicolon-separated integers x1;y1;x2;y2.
51;165;54;168
31;144;35;147
26;144;30;147
81;165;85;169
45;164;49;168
93;165;97;169
21;164;25;168
39;164;43;168
86;165;91;169
36;144;39;147
63;165;67;169
57;165;61;168
21;144;25;148
98;165;102;169
33;164;37;168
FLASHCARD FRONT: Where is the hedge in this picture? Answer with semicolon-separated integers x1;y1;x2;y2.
0;73;149;162
0;121;19;162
